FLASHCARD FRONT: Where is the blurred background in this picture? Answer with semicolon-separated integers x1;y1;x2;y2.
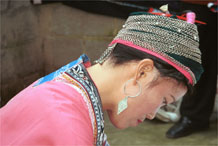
1;0;217;145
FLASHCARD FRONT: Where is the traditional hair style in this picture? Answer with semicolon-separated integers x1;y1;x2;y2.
95;12;203;86
108;43;193;94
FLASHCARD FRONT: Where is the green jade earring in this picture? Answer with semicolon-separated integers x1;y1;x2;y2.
117;79;142;115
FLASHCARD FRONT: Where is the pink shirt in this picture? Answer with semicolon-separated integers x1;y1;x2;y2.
0;81;94;145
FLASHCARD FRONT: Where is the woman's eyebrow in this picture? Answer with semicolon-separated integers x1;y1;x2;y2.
170;95;176;103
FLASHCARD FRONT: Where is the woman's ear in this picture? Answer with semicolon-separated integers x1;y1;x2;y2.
135;59;154;81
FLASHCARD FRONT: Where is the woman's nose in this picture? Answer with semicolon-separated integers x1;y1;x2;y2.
146;113;156;120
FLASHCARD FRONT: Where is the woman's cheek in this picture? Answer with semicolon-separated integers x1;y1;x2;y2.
146;99;162;113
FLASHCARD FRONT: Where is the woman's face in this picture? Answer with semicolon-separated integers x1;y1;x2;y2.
107;77;187;129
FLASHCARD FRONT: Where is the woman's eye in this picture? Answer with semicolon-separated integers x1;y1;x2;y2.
163;97;168;105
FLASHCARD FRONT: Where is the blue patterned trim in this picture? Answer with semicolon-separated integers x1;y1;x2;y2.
33;54;90;86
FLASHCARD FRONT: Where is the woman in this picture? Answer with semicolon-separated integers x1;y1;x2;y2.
0;11;203;146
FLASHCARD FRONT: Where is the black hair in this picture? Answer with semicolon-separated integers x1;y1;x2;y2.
108;43;193;94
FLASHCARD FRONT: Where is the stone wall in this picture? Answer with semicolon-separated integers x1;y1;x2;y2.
1;1;125;106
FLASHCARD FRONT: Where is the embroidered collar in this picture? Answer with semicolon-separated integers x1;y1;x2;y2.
64;59;109;146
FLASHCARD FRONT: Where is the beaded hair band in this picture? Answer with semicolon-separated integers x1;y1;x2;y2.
95;9;204;85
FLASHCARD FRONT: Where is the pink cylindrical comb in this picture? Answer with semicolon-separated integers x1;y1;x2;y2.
186;12;196;24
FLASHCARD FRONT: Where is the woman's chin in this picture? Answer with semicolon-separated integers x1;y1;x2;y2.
111;121;127;129
110;120;138;129
107;111;127;129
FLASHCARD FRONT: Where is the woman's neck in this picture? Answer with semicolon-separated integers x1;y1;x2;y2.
87;63;117;110
87;61;137;111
